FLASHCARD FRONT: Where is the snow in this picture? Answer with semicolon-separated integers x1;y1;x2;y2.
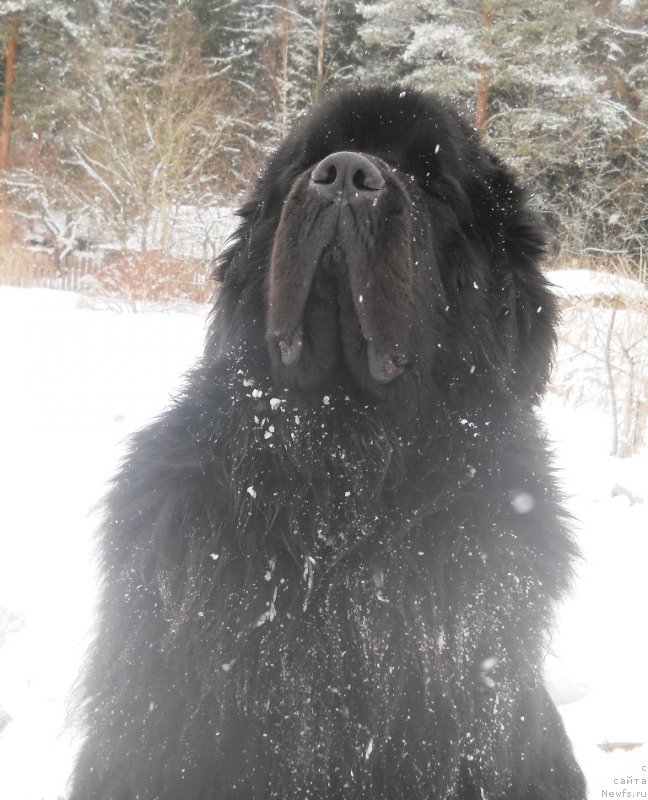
547;268;648;303
0;283;646;799
0;287;207;800
541;399;648;790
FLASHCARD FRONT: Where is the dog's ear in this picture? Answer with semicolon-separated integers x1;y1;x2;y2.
479;157;558;400
206;200;270;360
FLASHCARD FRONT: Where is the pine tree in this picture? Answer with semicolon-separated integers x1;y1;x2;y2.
359;1;623;143
1;1;89;172
357;0;648;261
0;11;18;169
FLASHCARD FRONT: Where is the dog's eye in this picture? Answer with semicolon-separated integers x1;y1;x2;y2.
389;165;443;199
382;160;436;194
420;181;446;201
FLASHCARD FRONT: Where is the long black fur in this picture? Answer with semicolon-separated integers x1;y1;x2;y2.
71;87;586;799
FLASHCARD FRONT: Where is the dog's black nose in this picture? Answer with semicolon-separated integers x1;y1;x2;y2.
310;151;385;196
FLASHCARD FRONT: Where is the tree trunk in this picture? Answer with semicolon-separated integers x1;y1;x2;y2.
275;2;290;138
313;0;330;105
603;308;619;456
0;12;20;171
474;7;493;140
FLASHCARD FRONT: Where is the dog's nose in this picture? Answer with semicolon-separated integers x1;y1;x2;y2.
310;151;385;197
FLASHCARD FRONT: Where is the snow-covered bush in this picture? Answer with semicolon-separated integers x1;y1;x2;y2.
548;268;648;456
79;251;211;312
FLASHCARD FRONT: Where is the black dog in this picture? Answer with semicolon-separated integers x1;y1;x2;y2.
71;87;586;799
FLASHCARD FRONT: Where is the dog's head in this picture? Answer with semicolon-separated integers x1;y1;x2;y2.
216;87;556;404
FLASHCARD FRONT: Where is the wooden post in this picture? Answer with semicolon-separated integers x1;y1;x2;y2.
0;12;21;170
313;0;330;105
475;7;493;140
275;1;289;138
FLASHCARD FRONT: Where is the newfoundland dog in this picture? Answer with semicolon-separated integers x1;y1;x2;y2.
71;87;585;799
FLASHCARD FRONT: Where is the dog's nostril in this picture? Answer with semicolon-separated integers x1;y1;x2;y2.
352;167;384;191
312;164;337;185
352;169;368;190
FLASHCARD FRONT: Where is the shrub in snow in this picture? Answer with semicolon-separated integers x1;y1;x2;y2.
548;269;648;456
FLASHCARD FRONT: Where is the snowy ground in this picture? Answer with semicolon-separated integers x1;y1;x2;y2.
0;284;646;799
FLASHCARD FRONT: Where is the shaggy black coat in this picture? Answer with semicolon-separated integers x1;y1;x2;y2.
70;86;586;800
